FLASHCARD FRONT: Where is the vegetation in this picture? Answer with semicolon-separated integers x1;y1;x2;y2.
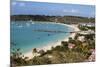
10;48;28;66
11;15;95;23
10;15;95;66
11;32;95;66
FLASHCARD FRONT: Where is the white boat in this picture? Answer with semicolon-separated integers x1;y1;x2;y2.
32;22;35;24
29;20;35;24
26;23;30;27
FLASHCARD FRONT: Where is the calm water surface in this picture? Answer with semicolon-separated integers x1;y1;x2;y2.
10;21;74;53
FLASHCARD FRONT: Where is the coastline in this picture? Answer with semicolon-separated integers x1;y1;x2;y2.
24;23;80;59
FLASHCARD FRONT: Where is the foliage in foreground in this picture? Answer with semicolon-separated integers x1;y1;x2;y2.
11;33;95;66
11;25;95;66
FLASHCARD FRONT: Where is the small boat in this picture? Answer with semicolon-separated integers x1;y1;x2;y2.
26;23;30;27
29;20;33;22
32;22;35;24
29;20;34;24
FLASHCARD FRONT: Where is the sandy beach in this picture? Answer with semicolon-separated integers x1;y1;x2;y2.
24;23;80;59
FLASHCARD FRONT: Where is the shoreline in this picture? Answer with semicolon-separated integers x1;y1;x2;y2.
24;23;80;59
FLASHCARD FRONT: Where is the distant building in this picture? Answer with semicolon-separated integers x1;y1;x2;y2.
88;30;95;34
89;49;95;55
68;43;75;49
79;22;95;27
88;54;95;62
78;36;85;42
88;49;95;62
78;30;95;35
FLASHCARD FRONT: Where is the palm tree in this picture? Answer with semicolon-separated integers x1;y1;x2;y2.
32;48;38;55
61;41;68;47
11;48;26;66
38;49;45;56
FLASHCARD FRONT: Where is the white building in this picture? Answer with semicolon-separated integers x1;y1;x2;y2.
78;30;95;35
79;22;95;27
78;36;85;42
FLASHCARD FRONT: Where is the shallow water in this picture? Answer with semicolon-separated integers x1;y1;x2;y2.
10;21;74;53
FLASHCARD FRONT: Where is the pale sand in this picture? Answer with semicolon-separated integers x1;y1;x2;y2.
24;23;80;59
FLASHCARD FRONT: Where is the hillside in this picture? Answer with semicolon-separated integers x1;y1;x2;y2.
11;15;95;24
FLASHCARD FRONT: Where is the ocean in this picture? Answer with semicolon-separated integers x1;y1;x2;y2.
10;21;74;53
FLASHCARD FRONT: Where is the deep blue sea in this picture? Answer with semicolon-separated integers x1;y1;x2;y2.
10;21;74;53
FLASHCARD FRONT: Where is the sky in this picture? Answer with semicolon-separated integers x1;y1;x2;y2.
11;1;95;17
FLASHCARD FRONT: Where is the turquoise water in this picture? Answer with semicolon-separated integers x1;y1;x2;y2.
10;21;74;53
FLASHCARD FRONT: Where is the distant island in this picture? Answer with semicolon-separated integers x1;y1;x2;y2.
11;15;95;24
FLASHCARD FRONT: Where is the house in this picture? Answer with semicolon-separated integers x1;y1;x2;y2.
79;22;95;27
86;23;95;27
78;36;85;42
78;30;95;35
68;43;75;49
88;49;95;62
